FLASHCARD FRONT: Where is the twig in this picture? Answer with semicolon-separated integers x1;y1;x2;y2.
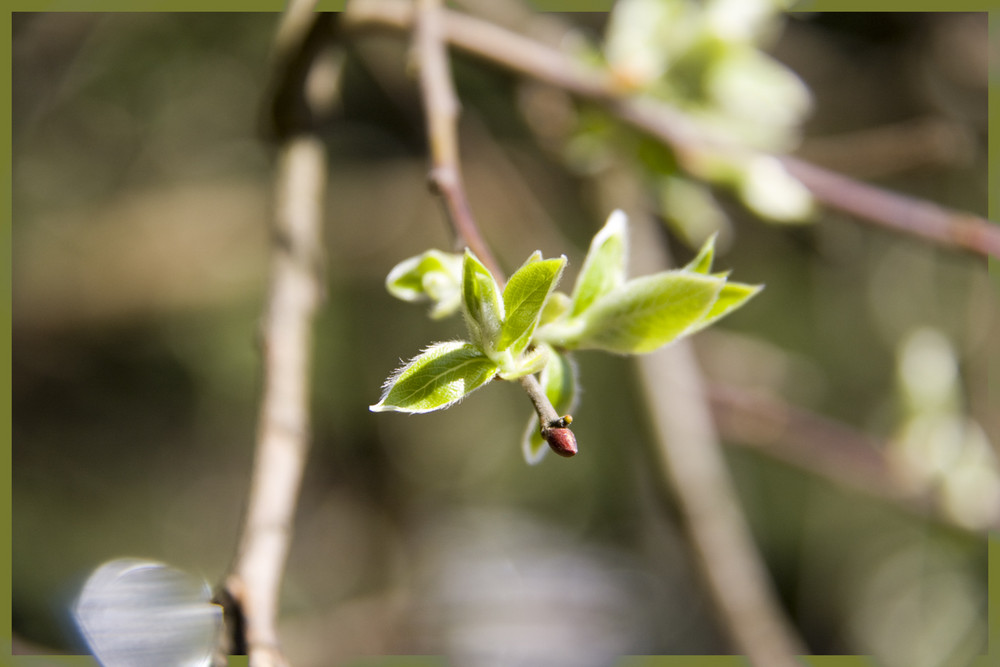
224;136;326;667
778;156;999;258
628;214;807;666
519;373;578;457
707;382;998;534
220;5;337;666
413;0;503;278
411;0;568;445
794;116;973;178
710;382;894;494
342;1;1000;259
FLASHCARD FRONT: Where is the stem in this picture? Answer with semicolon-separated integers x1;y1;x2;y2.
779;155;1000;258
411;0;569;446
628;213;806;666
220;5;337;665
225;136;326;667
637;346;807;665
343;1;1000;260
519;372;577;457
518;373;559;426
707;382;998;535
414;0;503;278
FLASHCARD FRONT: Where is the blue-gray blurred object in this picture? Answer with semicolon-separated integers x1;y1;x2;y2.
416;510;657;667
72;559;222;667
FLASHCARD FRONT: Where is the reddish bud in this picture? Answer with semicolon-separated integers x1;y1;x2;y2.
543;427;578;457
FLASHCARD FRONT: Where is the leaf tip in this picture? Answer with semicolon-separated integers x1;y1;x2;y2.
599;210;629;245
607;209;628;229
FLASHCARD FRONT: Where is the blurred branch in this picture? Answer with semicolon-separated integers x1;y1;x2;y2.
795;116;974;179
777;156;998;258
629;214;807;666
709;383;894;495
342;1;1000;259
708;382;999;535
220;4;338;666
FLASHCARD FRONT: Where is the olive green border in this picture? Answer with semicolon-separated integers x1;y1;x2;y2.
3;2;996;667
2;6;12;664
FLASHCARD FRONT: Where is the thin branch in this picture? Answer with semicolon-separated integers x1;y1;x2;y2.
413;0;503;278
224;137;326;667
708;382;999;535
794;116;973;178
220;5;338;666
403;3;800;653
519;373;578;457
709;382;894;495
628;214;807;666
411;0;568;445
517;372;558;425
342;1;1000;259
778;155;999;258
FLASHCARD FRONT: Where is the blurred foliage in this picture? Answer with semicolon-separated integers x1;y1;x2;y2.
582;0;815;244
11;8;994;667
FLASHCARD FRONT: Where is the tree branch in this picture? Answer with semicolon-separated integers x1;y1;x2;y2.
778;155;999;258
413;0;503;278
628;214;807;666
411;0;569;449
343;1;999;259
707;382;998;535
224;137;326;667
219;5;338;666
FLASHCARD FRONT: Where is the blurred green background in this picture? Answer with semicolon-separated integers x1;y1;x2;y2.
11;10;995;666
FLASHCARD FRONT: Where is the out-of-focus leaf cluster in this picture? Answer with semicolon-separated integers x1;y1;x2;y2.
889;328;999;531
566;0;814;246
605;0;809;151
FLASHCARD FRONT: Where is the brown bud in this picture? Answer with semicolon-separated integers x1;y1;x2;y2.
542;427;578;457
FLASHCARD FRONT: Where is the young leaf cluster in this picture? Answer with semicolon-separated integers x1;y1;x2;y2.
532;210;761;354
567;0;814;247
371;249;565;414
385;249;464;319
371;210;761;463
604;0;810;154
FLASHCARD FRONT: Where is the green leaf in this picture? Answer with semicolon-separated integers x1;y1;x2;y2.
370;341;499;414
685;280;762;334
522;417;548;465
522;348;579;464
738;155;814;222
462;250;504;353
570;210;629;317
498;343;550;381
682;233;717;274
658;176;730;249
517;250;543;267
539;291;571;326
604;0;694;88
498;255;566;354
575;271;725;353
541;347;579;414
385;250;463;318
707;50;812;148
